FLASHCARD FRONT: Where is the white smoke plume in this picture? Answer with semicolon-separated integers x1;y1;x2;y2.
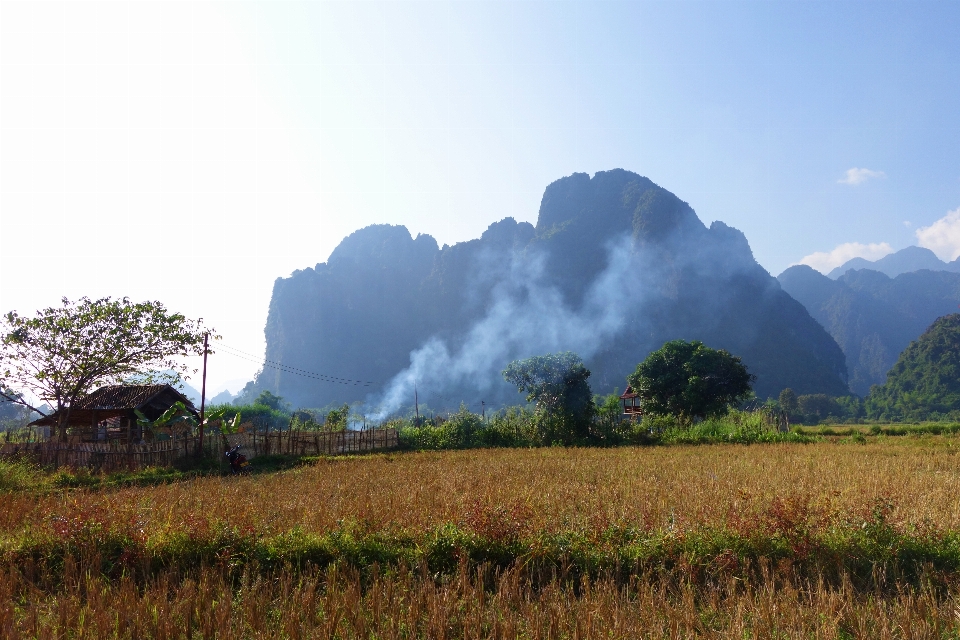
368;239;646;419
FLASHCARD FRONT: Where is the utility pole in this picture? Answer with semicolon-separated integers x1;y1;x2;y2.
414;382;419;424
481;400;485;420
197;332;209;456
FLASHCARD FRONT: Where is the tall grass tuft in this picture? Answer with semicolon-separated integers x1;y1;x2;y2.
0;459;44;492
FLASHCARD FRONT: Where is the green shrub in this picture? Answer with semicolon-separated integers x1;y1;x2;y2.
395;407;809;451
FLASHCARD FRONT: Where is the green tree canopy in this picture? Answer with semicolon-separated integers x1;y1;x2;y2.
628;340;754;422
796;394;842;422
324;404;350;431
778;388;799;414
502;351;594;445
0;297;213;438
253;390;289;412
866;314;960;420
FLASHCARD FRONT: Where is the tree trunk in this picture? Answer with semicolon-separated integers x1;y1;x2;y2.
57;405;72;442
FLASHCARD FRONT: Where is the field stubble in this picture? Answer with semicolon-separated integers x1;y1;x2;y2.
7;442;960;535
6;442;960;637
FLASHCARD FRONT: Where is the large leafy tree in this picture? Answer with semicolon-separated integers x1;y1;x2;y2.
502;351;594;445
628;340;754;423
0;297;213;438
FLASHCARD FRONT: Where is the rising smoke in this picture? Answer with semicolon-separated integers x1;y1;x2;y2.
368;238;650;419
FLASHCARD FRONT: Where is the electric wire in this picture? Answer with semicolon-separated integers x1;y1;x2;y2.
218;344;372;386
215;342;375;387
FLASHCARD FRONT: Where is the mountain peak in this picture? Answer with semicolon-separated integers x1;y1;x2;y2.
535;170;702;242
827;245;953;279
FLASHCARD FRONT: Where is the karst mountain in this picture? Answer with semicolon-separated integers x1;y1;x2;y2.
250;170;849;410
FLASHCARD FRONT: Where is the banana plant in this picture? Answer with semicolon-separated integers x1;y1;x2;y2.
134;401;198;439
220;411;243;435
197;406;242;435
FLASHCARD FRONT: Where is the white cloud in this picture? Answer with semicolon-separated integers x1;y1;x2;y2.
916;207;960;261
837;167;886;186
797;242;894;274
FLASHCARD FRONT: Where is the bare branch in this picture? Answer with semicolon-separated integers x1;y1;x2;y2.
0;390;47;416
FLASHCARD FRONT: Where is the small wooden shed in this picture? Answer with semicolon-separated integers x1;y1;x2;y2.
29;385;198;443
620;386;642;421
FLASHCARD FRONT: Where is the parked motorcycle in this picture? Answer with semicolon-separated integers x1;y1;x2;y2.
225;444;250;475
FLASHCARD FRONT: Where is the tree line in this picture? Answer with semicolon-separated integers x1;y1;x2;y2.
4;297;960;445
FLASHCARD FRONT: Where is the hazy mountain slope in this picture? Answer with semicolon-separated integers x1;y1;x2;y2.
258;170;849;410
827;246;960;279
260;225;443;405
866;314;960;420
526;173;846;399
778;265;960;395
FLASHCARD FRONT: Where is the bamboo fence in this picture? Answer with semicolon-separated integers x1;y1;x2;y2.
225;427;398;458
0;427;398;472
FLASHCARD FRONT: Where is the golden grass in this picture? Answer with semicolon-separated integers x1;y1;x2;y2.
6;441;960;637
3;561;959;639
5;441;960;540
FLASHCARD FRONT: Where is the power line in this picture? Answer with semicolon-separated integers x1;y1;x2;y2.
215;343;375;387
218;347;371;387
219;343;371;384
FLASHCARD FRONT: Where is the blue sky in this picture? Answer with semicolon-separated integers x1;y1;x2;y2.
2;1;959;390
241;0;960;271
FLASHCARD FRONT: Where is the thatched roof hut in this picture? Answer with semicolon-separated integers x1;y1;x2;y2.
30;384;198;443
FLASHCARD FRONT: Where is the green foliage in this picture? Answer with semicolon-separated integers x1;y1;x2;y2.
134;401;198;440
324;404;350;431
588;390;636;445
396;406;804;450
0;459;43;492
236;403;290;432
773;391;863;425
779;264;960;396
833;395;864;422
254;390;289;412
628;340;755;423
502;352;594;445
595;390;622;417
0;296;213;437
288;410;322;431
199;405;238;435
397;405;539;450
796;394;841;423
208;393;330;433
212;393;294;433
867;314;960;421
778;388;798;414
397;404;488;450
220;412;243;435
153;401;198;431
655;411;811;445
0;460;227;494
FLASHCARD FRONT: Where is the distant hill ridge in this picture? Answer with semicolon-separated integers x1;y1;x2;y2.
866;314;960;420
827;246;960;279
778;265;960;395
254;170;849;409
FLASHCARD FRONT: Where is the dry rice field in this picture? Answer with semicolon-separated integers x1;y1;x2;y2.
5;440;960;638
